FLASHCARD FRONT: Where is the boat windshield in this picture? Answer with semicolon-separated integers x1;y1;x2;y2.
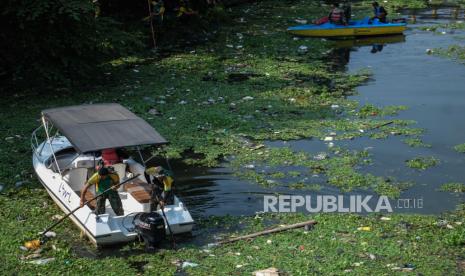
44;147;79;173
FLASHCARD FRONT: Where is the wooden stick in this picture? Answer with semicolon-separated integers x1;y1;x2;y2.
371;120;394;130
147;0;156;48
217;220;317;245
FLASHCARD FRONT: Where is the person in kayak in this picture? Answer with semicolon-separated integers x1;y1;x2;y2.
342;1;352;23
145;166;175;211
80;167;124;216
328;3;348;25
371;2;388;23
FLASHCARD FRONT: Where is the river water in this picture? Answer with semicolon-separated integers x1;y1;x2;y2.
176;16;465;218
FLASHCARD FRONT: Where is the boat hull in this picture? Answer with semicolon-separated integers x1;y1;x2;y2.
287;21;407;37
32;140;194;246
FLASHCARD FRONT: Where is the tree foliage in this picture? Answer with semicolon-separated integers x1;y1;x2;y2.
0;0;229;89
1;0;145;87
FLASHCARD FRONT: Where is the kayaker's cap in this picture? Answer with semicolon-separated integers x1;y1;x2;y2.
372;2;379;6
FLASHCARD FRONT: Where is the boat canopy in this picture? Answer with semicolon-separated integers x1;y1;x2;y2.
41;103;168;153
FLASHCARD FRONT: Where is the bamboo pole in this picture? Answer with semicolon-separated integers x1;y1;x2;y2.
216;220;317;245
147;0;157;48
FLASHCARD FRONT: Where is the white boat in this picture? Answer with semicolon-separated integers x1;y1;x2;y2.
31;103;194;246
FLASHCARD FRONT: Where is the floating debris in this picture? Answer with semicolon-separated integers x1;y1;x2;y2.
254;267;280;276
39;231;56;238
51;214;64;221
182;261;199;268
148;108;161;116
28;258;55;265
314;153;328;160
297;45;308;54
323;137;334;142
242;96;254;101
357;226;371;231
15;181;27;188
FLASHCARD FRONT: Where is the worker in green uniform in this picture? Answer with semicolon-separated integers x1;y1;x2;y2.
80;167;124;216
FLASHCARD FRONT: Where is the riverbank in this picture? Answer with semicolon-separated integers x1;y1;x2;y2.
1;0;464;274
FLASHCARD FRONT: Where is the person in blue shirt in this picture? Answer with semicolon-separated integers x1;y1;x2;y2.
371;2;388;23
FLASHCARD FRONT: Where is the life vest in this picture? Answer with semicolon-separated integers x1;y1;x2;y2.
374;7;387;17
102;148;120;166
330;8;344;23
88;172;119;193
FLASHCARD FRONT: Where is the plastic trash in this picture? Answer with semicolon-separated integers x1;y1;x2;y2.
297;45;308;54
357;226;371;231
242;96;254;101
254;267;280;276
314;153;328;160
39;231;56;238
51;214;64;221
182;261;199;268
28;258;55;265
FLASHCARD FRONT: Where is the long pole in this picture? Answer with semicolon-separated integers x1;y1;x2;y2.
40;174;141;239
147;0;156;48
217;220;317;245
156;194;176;249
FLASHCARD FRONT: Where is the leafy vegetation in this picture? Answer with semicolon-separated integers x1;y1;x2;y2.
453;143;465;153
1;195;465;274
406;156;439;170
402;137;432;148
441;182;465;193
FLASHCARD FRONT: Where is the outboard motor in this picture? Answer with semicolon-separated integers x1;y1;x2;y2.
134;212;166;251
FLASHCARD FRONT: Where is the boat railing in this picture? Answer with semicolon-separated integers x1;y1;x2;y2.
31;125;45;158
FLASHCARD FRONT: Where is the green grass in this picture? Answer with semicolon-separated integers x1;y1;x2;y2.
441;182;465;193
402;137;432;148
1;201;465;275
453;143;465;153
406;156;439;170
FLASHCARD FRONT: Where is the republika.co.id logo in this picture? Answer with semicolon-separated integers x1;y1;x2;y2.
263;195;423;213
